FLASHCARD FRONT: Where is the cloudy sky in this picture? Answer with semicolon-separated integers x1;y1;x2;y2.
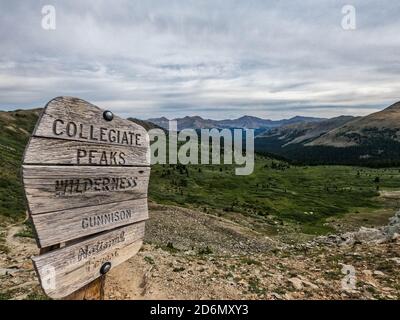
0;0;399;119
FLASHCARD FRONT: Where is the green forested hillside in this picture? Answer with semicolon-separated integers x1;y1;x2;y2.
0;109;40;219
255;136;400;167
255;102;400;167
150;160;400;235
1;108;400;237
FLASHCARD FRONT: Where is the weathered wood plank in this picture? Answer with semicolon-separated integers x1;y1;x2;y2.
24;137;150;166
23;165;150;214
22;96;151;299
63;276;105;300
33;96;150;148
33;222;145;299
32;198;148;248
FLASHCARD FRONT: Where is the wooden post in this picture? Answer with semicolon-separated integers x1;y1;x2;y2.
63;277;105;300
23;97;150;299
40;245;106;300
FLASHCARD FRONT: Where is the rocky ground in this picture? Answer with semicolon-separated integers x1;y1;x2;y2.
0;203;399;300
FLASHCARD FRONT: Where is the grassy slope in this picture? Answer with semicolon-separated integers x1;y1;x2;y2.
149;158;400;235
1;108;400;237
0;109;40;219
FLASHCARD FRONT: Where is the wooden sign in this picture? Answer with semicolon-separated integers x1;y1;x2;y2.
22;96;150;299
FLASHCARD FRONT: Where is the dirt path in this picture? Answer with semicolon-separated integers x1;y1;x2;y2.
1;204;399;300
105;203;277;299
0;223;41;300
6;226;27;251
380;190;400;198
104;204;400;300
105;240;400;300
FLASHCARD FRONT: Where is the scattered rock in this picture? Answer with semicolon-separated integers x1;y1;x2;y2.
310;212;400;247
288;277;303;290
0;267;20;276
1;204;400;300
388;257;400;265
271;292;282;299
362;270;372;276
302;280;318;290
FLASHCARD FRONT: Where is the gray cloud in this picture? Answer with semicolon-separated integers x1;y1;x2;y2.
0;0;399;119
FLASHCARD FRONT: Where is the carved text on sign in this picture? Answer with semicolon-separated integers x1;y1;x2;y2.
22;97;150;298
54;176;138;196
81;209;134;229
52;119;142;146
77;231;125;262
76;149;126;165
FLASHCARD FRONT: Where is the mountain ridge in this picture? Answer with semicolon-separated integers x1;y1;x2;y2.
255;101;400;166
309;101;400;147
147;115;325;130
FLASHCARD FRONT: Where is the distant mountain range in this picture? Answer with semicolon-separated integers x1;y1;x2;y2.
147;115;325;131
147;102;400;166
308;101;400;147
255;101;400;166
257;115;357;146
2;101;400;167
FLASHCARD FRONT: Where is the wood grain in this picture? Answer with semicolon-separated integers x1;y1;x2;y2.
22;96;150;299
63;276;105;300
23;165;150;214
24;137;150;166
32;198;148;247
33;96;150;148
33;222;145;299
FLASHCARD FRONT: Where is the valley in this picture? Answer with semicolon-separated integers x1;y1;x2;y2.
255;101;400;166
150;160;400;237
0;106;400;299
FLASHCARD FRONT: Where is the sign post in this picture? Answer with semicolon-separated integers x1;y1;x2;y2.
22;96;150;299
